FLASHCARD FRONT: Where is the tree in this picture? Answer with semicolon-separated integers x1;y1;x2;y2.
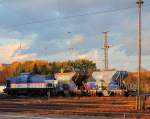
51;62;61;73
50;59;96;73
32;64;40;74
40;65;49;75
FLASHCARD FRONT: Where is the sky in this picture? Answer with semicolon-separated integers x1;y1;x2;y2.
0;0;150;71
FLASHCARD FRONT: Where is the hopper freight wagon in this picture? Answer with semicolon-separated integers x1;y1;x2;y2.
54;72;77;96
54;70;131;97
4;73;57;96
54;71;92;96
92;70;137;96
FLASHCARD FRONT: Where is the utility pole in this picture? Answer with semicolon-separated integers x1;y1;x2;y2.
136;0;144;111
102;32;111;70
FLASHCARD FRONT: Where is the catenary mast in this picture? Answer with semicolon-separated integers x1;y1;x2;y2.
102;32;111;70
136;0;144;111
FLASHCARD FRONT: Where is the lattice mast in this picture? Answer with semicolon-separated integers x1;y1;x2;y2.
102;32;111;70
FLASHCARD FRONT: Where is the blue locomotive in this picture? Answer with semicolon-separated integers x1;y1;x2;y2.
4;73;57;96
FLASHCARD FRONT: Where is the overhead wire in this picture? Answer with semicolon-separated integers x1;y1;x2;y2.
3;3;150;29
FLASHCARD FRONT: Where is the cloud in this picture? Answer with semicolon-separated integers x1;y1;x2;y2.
0;0;150;71
0;43;19;63
115;29;150;56
76;45;150;71
11;53;37;63
0;42;37;63
142;30;150;55
67;34;84;46
0;27;39;62
0;37;149;72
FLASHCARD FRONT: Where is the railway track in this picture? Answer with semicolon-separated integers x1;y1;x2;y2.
0;96;149;118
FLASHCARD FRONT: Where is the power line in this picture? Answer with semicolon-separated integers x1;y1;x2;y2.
4;3;150;29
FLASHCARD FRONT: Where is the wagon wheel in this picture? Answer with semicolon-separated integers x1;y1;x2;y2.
102;90;112;96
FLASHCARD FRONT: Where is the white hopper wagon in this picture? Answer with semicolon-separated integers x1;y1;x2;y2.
92;70;128;96
55;72;77;95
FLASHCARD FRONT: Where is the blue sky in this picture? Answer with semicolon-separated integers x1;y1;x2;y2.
0;0;150;71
